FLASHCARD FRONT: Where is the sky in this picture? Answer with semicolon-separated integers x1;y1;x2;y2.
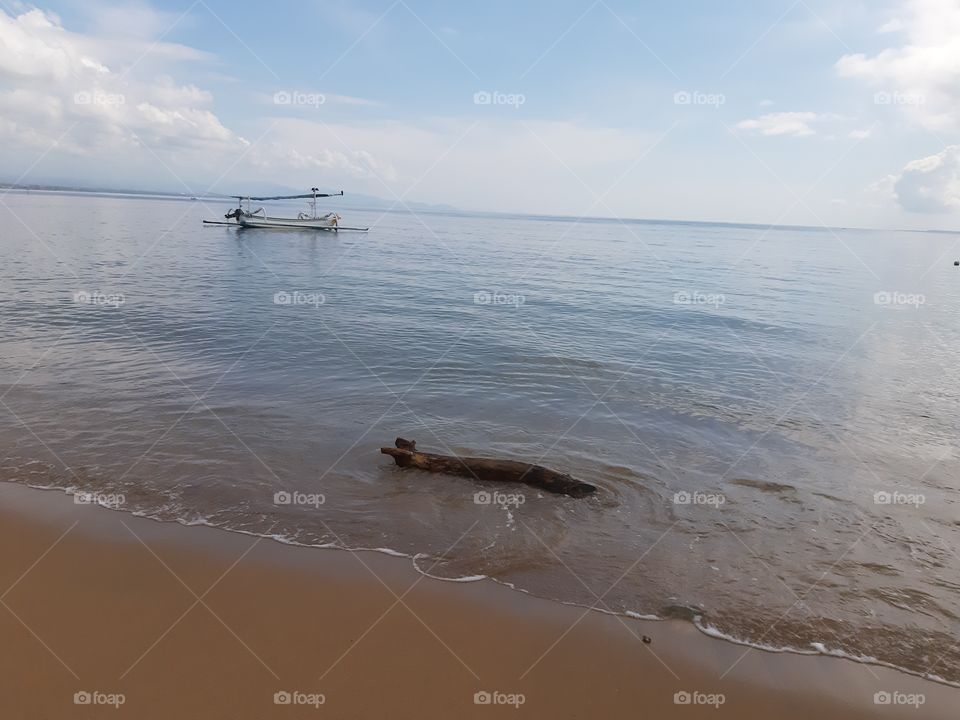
0;0;958;229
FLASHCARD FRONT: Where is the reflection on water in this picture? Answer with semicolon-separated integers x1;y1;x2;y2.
1;192;959;684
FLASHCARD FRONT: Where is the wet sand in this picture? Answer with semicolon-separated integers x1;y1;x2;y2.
0;481;952;719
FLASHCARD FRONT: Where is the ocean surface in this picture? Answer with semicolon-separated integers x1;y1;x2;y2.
1;191;958;684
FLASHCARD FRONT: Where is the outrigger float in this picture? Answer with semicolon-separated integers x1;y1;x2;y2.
203;188;368;231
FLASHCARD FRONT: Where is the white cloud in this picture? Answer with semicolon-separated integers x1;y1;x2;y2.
878;18;904;33
892;145;960;213
248;138;400;184
736;112;832;137
0;6;241;166
0;5;416;195
237;118;659;214
836;0;960;130
0;5;655;214
849;127;874;139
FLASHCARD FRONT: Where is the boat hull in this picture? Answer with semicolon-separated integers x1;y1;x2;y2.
237;214;338;230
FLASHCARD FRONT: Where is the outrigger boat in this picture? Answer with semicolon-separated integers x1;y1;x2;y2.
203;188;368;231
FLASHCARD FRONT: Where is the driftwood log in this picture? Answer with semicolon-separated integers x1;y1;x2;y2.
380;438;597;498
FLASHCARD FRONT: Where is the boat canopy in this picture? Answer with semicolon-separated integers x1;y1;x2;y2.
233;189;344;201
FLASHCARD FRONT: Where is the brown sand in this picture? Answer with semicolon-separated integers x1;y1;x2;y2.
0;481;952;719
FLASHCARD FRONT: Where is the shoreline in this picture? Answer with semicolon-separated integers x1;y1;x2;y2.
0;481;954;717
22;480;958;692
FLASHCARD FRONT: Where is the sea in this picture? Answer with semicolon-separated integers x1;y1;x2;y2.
1;190;958;685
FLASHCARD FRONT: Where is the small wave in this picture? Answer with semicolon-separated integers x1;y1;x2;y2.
694;619;960;689
370;547;412;558
412;553;488;582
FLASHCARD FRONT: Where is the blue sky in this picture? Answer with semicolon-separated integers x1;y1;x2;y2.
1;0;958;228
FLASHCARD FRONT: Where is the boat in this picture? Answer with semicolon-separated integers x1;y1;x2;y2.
203;188;368;231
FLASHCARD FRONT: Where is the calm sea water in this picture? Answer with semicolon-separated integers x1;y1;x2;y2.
2;191;958;684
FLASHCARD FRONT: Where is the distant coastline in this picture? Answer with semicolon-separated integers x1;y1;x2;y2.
3;181;958;235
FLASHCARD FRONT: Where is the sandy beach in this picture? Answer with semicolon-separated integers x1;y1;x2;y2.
0;481;951;719
3;0;959;715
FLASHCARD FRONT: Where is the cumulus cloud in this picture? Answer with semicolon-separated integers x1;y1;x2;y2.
736;112;832;137
239;118;659;214
0;5;412;195
0;4;666;216
892;145;960;213
0;6;243;167
836;0;960;131
248;140;400;184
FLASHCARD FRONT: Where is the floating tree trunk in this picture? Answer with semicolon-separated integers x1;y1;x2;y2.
380;438;597;498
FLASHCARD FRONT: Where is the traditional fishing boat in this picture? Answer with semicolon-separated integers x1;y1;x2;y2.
203;188;368;231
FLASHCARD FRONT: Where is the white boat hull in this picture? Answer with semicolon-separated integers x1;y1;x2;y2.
237;213;339;230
